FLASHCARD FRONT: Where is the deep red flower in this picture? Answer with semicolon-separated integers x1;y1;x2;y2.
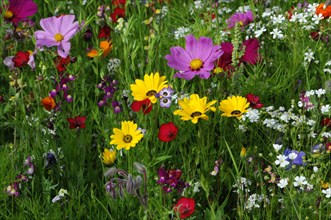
55;55;71;72
110;7;125;23
246;93;264;109
12;51;30;67
3;0;38;25
67;116;86;129
131;98;152;114
158;122;178;142
98;25;111;39
217;38;260;75
112;0;126;7
321;118;331;127
174;197;195;219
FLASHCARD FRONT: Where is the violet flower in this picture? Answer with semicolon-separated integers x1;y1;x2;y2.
226;10;254;29
34;15;79;58
3;0;38;25
284;148;306;167
165;34;223;80
157;165;189;193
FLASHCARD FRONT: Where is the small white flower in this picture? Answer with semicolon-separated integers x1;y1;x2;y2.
288;152;297;160
273;144;282;152
321;104;330;114
313;166;319;173
270;27;284;39
271;14;285;25
304;49;314;63
255;26;266;38
315;88;326;98
293;176;308;187
322;188;331;198
275;155;290;168
277;178;288;188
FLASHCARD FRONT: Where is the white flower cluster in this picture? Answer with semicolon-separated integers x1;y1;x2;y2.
245;194;268;211
232;177;252;194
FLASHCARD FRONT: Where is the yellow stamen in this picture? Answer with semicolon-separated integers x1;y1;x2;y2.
54;33;64;42
4;10;13;19
213;67;223;74
190;59;203;70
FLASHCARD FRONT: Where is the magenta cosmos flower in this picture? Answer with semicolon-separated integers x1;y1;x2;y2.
165;34;223;80
34;15;79;58
3;0;38;25
226;10;254;29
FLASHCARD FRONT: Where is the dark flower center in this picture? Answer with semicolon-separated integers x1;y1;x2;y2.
231;110;242;116
190;111;202;118
162;99;169;103
123;135;132;143
146;90;157;97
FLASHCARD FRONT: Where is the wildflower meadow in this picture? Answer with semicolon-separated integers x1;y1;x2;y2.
3;0;331;219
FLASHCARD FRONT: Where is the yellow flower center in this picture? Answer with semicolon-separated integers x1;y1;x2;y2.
54;33;64;42
4;10;13;19
231;110;242;116
238;21;244;26
146;90;157;97
123;135;133;143
190;111;202;118
190;59;203;70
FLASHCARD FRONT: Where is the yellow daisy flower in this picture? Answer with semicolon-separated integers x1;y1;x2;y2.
130;72;168;104
110;121;144;150
219;96;249;119
173;94;217;124
102;149;116;165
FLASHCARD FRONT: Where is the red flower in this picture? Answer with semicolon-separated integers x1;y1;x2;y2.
110;7;125;23
12;51;30;67
246;93;264;109
131;98;152;114
98;25;111;39
174;197;195;219
158;122;178;142
112;0;126;7
55;55;71;72
321;118;331;127
67;116;86;129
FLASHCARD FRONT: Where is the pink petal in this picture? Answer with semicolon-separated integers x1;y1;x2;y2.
165;46;191;71
40;17;58;35
58;41;71;58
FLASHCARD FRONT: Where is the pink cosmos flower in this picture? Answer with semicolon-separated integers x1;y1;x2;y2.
165;34;223;80
34;15;79;58
3;0;38;25
226;10;254;29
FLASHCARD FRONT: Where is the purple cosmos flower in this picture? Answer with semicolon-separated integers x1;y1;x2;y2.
34;15;79;58
3;0;38;25
165;34;223;80
226;10;254;29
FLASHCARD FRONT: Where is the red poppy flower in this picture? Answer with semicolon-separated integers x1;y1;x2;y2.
98;25;111;39
110;7;125;23
112;0;126;7
55;55;71;72
158;122;178;142
174;197;195;219
67;116;86;129
41;97;56;111
131;98;152;114
12;51;30;67
246;93;264;109
321;118;331;127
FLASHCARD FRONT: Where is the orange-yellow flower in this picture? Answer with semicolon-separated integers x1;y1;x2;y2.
87;40;112;58
41;97;56;111
316;3;331;18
